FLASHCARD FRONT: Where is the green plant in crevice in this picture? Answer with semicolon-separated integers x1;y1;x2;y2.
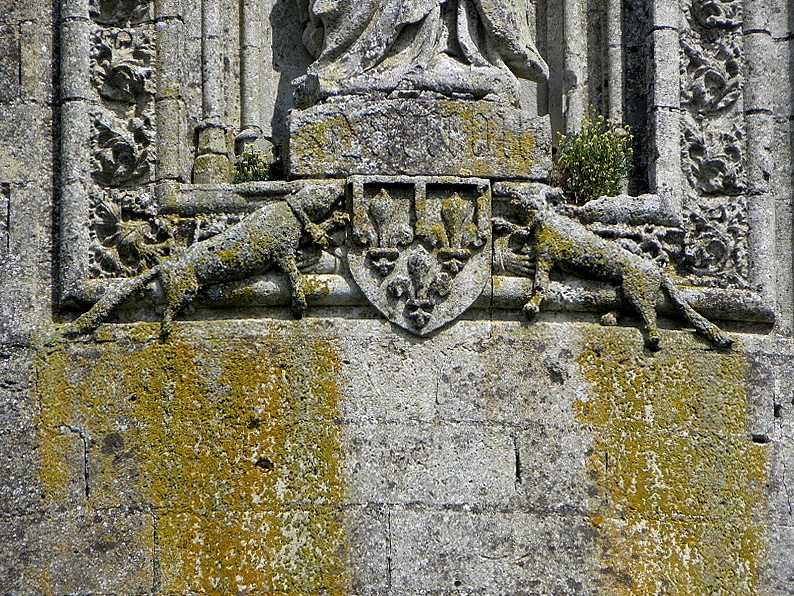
234;149;271;183
554;114;633;205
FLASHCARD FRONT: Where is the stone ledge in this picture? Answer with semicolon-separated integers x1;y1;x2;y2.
66;274;774;324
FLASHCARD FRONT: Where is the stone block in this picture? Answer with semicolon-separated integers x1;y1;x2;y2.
0;23;21;103
515;422;592;514
763;524;794;595
388;509;598;593
19;20;52;103
0;429;41;515
286;99;551;180
340;421;517;507
0;347;35;428
0;508;154;595
192;152;233;183
432;325;586;426
154;508;349;594
344;504;391;592
336;321;588;427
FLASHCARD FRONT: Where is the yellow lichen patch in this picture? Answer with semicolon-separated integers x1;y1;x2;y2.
302;274;332;297
35;325;348;595
575;329;767;595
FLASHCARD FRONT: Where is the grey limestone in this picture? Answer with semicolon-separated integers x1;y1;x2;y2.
0;509;154;595
388;509;599;594
4;0;794;591
286;99;552;180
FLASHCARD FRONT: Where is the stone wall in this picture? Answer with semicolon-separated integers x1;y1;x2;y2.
2;0;794;593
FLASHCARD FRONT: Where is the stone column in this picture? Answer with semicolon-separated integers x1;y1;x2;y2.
193;0;232;183
744;0;778;309
155;0;188;182
563;0;587;132
606;0;623;123
59;0;93;302
649;0;682;211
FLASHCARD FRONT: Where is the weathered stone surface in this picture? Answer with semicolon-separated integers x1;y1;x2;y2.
286;99;551;179
388;509;599;593
0;509;154;595
0;23;21;103
4;0;794;592
293;0;548;108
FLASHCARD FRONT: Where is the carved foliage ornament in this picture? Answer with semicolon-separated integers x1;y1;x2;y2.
91;29;155;105
89;0;151;26
88;192;172;278
680;0;745;196
92;115;154;188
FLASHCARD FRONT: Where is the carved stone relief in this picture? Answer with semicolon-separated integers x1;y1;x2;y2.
293;0;548;108
67;183;348;338
677;0;749;292
88;191;172;278
57;0;771;336
493;182;733;350
347;176;491;335
90;29;154;105
680;0;745;196
91;115;154;187
89;0;151;27
84;0;158;280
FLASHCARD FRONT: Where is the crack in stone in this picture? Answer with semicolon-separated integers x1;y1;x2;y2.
61;424;90;503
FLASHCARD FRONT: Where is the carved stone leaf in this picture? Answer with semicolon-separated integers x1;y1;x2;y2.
680;0;745;198
91;115;154;187
682;117;745;195
690;0;742;29
678;196;749;287
91;29;155;104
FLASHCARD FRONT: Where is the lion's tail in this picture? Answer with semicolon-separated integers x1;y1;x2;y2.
62;266;160;337
661;275;733;348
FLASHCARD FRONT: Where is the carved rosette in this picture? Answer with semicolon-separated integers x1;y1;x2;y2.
87;190;173;278
347;177;492;335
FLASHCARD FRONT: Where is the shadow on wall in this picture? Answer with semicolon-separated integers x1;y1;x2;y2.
268;0;313;150
621;0;650;196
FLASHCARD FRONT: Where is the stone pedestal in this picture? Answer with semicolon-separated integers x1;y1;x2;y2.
285;99;551;180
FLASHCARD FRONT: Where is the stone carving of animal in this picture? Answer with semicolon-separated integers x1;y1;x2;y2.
64;184;347;338
494;183;733;350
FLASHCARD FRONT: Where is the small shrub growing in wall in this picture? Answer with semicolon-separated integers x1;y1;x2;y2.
554;115;633;205
234;149;271;183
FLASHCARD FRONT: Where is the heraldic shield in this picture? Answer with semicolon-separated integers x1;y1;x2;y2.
348;176;492;335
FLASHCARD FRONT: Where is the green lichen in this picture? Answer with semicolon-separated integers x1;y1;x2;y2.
35;324;348;595
576;329;766;595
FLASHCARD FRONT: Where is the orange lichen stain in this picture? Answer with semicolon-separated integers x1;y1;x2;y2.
575;329;767;595
36;323;348;595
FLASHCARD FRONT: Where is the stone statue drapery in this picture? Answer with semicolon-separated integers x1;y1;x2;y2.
294;0;549;107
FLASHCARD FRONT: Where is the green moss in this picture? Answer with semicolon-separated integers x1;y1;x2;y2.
35;324;348;594
576;329;766;595
234;149;271;183
555;114;632;205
